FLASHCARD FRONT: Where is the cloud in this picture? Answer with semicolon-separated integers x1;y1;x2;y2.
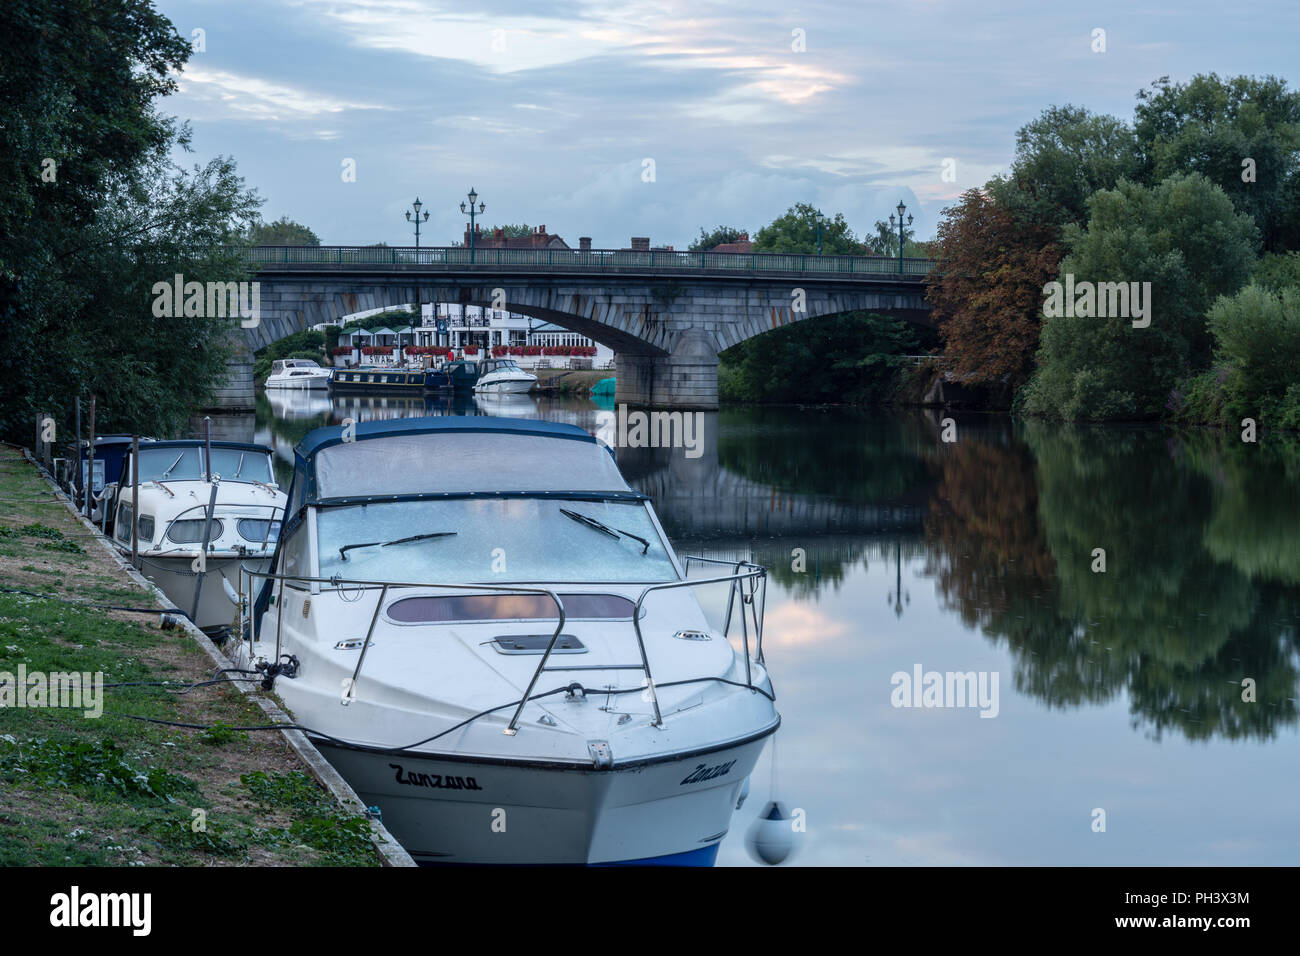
176;65;388;124
158;0;1299;248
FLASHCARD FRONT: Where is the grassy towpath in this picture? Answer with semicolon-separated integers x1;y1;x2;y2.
0;445;384;866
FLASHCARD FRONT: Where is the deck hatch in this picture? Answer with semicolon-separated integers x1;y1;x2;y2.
491;634;586;655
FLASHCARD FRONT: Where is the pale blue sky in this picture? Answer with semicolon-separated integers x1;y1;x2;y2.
156;0;1300;248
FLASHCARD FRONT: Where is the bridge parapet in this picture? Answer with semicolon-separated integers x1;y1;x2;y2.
235;245;936;278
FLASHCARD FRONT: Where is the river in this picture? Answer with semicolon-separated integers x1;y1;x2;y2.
255;389;1300;866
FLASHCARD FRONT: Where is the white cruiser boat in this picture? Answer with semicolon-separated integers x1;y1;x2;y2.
112;440;287;635
472;358;536;395
233;417;778;865
266;358;332;390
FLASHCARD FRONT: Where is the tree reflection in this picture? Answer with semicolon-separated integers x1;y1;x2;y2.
922;419;1299;740
1023;423;1297;739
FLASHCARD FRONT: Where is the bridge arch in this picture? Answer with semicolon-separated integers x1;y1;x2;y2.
227;247;935;409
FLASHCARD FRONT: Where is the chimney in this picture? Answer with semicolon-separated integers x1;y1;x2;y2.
630;237;650;251
538;224;546;234
579;237;592;251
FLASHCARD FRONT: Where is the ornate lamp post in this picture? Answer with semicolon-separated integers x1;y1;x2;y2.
405;196;430;249
888;200;913;274
815;211;826;256
460;187;486;263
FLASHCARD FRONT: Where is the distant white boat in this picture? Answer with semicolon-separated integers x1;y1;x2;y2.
266;358;332;390
473;358;536;394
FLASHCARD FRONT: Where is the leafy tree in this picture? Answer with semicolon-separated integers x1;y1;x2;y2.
863;218;929;258
248;215;320;246
1252;251;1300;292
1001;105;1140;232
1021;173;1257;421
924;107;1134;397
1134;74;1300;252
0;0;261;441
1205;285;1300;426
483;224;533;238
751;203;858;255
927;187;1063;390
689;226;747;252
80;151;261;436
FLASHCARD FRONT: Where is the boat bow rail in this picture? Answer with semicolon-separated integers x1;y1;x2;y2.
234;559;771;751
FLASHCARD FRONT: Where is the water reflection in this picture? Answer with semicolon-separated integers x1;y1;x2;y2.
261;390;1300;864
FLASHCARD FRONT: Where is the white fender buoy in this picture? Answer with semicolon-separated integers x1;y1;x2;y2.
745;800;794;865
221;576;239;605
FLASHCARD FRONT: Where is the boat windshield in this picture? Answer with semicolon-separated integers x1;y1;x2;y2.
137;447;204;482
208;448;274;483
135;447;274;484
316;497;678;584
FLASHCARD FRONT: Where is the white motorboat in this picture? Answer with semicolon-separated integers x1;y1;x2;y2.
266;358;332;390
112;439;287;635
473;358;536;394
234;416;779;865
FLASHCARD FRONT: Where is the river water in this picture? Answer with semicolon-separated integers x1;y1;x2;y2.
256;389;1300;866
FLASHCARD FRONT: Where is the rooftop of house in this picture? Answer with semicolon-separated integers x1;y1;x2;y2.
709;232;752;254
465;224;570;249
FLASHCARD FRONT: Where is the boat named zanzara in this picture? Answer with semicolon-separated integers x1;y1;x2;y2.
234;417;778;865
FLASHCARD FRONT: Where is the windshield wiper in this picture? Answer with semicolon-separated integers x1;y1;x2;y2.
338;531;456;561
159;452;185;479
559;508;649;555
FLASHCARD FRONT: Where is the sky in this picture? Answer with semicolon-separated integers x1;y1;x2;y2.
154;0;1300;249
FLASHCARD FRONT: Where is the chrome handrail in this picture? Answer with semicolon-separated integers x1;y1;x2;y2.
236;560;767;736
236;569;565;730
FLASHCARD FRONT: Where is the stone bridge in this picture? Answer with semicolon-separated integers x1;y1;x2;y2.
221;245;936;410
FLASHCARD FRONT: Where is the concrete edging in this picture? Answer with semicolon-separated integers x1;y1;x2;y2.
14;445;417;868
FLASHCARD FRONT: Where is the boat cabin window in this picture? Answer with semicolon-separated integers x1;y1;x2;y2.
387;592;637;623
167;518;226;544
316;497;678;585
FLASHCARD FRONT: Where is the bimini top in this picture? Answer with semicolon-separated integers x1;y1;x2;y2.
295;416;633;503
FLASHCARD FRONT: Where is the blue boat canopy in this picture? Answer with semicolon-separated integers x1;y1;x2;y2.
294;416;631;502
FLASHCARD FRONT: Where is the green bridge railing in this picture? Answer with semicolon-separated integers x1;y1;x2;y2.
234;245;937;277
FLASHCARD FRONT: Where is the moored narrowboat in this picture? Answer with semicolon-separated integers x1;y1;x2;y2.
329;361;480;393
